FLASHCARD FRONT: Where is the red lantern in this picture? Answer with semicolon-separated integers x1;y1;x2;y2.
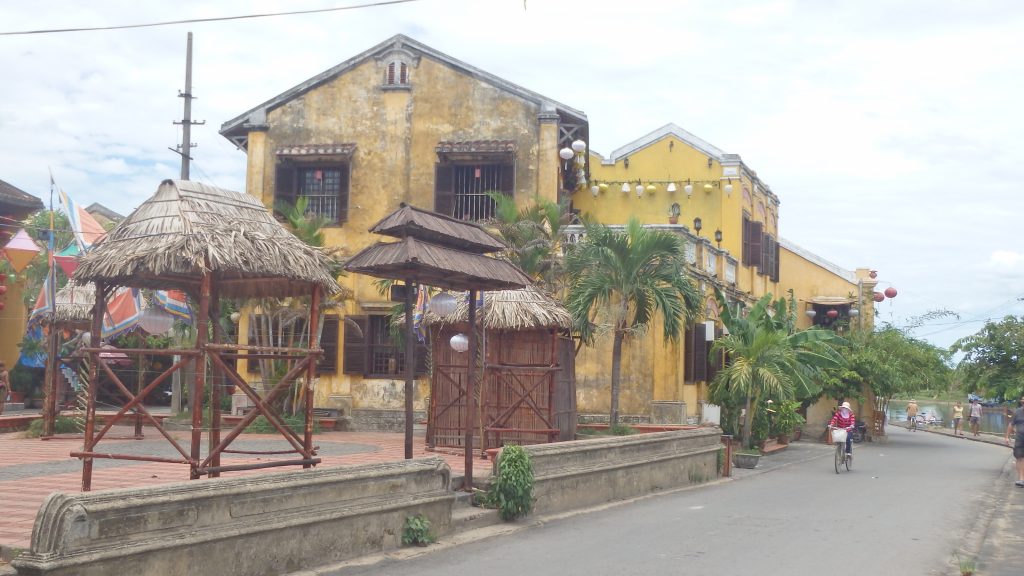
826;309;839;319
0;285;6;295
0;302;6;311
884;287;897;299
873;292;885;303
869;270;878;279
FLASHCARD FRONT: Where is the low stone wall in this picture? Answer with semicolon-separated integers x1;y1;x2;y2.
12;458;453;576
496;427;723;515
351;409;426;433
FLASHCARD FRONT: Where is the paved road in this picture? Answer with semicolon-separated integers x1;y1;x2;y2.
316;426;1013;576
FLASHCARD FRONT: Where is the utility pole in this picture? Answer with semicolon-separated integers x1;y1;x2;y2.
170;31;205;180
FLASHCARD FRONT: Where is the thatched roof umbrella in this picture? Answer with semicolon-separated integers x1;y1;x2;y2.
75;179;340;298
69;179;341;490
32;280;96;330
422;285;571;330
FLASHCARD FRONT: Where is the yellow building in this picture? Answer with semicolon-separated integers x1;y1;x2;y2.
220;35;587;428
0;178;44;369
573;125;875;424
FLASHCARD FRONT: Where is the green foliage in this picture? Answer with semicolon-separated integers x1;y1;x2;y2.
26;416;80;438
770;400;805;436
709;289;844;449
952;316;1024;402
565;218;701;426
401;513;433;546
487;444;534;521
608;423;638;435
486;192;571;293
244;414;320;434
8;364;39;395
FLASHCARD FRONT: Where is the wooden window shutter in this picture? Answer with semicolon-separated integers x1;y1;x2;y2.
693;323;708;382
684;325;695;382
318;315;340;374
399;62;409;84
338;163;351;223
386;62;396;84
773;238;781;282
499;163;515;197
275;163;297;208
343;316;368;375
749;221;763;271
434;164;455;216
414;339;429;376
742;216;752;266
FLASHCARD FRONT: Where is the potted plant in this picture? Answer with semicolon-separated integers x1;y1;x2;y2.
772;400;805;444
668;202;681;224
732;447;760;469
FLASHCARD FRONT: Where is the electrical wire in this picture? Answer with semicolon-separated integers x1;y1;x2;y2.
0;0;427;36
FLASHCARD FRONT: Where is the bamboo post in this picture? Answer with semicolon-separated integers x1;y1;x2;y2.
190;273;211;479
209;281;222;477
403;280;415;460
81;281;106;492
304;286;321;466
464;289;477;490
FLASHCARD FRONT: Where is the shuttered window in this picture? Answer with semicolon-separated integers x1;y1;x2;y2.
434;163;514;221
247;314;339;375
275;163;350;223
342;315;428;377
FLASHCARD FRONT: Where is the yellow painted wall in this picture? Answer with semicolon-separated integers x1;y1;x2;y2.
0;280;30;368
776;247;862;331
239;53;568;411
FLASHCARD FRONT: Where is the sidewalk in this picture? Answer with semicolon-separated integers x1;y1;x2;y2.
0;409;489;557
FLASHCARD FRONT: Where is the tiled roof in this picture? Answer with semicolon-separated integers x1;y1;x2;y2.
435;140;516;155
0;178;44;211
275;143;356;157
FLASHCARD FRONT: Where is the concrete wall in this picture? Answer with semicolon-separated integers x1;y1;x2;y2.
497;427;722;515
12;459;453;576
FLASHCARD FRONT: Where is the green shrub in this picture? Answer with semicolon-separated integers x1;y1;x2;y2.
487;444;534;521
25;416;80;438
609;423;637;435
401;514;433;546
244;414;320;434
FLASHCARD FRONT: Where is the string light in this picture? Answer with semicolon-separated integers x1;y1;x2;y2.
588;179;723;199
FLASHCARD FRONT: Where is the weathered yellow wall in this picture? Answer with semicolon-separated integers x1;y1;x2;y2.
0;280;29;368
777;246;861;330
241;54;563;410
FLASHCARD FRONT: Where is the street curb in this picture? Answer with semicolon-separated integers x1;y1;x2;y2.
946;456;1015;575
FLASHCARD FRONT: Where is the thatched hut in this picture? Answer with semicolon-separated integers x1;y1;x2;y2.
423;285;576;450
71;179;341;489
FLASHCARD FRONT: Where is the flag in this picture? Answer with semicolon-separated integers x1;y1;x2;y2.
18;325;47;368
155;289;192;321
102;288;142;338
59;188;105;251
53;243;81;278
27;276;54;327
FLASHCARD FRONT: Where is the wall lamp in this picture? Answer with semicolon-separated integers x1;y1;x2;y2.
693;217;702;236
714;229;723;248
623;157;630;169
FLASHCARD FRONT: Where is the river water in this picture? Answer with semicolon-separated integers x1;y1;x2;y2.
887;400;1010;434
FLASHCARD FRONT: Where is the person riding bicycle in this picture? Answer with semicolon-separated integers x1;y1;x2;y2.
830;401;856;457
907;399;919;431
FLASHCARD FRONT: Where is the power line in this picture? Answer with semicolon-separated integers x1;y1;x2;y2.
0;0;425;36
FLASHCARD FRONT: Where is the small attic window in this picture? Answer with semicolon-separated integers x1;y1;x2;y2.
384;61;409;86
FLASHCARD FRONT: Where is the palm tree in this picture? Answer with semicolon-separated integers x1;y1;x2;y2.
564;218;701;427
486;192;571;294
710;290;844;448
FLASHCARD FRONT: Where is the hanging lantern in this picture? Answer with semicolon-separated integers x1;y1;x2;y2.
667;182;677;193
621;182;631;193
138;306;175;335
559;147;574;160
230;312;241;323
884;287;897;299
428;292;458;317
0;285;6;296
826;309;839;319
684;183;694;196
599;182;609;192
849;308;860;317
703;183;713;193
449;333;469;353
571;139;587;153
806;310;817;318
646;184;656;195
3;229;41;273
636;184;644;197
591;185;600;197
724;182;734;194
0;301;5;311
873;292;885;302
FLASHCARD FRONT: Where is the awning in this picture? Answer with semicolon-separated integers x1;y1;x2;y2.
806;296;856;305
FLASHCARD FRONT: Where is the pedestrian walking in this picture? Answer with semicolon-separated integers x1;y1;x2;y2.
969;399;983;436
952;400;964;436
0;361;9;416
1005;397;1024;488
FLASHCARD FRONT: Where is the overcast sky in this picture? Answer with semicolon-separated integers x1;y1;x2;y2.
2;0;1022;350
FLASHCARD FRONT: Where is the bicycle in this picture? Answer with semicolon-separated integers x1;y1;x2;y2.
830;427;851;474
908;416;918;432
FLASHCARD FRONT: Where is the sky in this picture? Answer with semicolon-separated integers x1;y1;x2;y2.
1;0;1022;351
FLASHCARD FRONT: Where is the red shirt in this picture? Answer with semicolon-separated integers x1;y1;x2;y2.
830;407;856;430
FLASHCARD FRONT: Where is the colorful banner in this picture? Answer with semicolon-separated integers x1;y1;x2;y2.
27;276;54;327
155;289;192;321
102;288;142;338
58;188;106;251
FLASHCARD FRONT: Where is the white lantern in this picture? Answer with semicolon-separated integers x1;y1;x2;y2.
724;182;734;194
621;182;631;193
428;292;458;317
636;184;644;197
646;184;656;195
667;182;677;193
849;308;860;317
684;183;694;196
229;312;241;323
559;147;574;160
139;307;175;335
591;185;600;197
571;139;587;153
450;333;469;353
806;310;817;318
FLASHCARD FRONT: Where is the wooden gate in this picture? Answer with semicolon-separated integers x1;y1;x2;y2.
428;326;574;451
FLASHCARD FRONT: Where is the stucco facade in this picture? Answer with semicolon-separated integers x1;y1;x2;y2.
221;35;587;420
